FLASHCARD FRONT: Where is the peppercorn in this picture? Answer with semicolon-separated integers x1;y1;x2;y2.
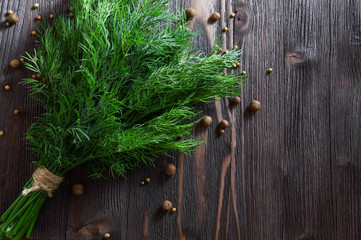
37;74;41;79
201;115;213;127
230;13;236;18
20;58;24;62
165;164;176;176
0;131;4;136
219;129;225;135
10;59;21;68
7;10;14;14
267;68;273;73
36;15;41;20
8;13;18;24
5;85;11;91
236;62;240;67
32;31;37;36
6;22;10;27
233;96;241;104
50;14;54;19
145;178;151;183
233;45;238;49
32;74;37;79
171;208;177;212
219;120;229;129
104;233;110;239
162;200;172;211
232;64;237;68
249;100;261;112
14;109;20;115
72;183;84;196
33;3;39;8
185;8;196;20
241;71;246;75
223;27;228;32
210;12;220;21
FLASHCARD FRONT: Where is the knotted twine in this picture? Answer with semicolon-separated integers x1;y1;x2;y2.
22;167;63;197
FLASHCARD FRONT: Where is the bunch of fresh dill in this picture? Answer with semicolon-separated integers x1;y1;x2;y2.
0;0;245;239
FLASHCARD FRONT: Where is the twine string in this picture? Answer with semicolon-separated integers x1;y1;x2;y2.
22;167;63;197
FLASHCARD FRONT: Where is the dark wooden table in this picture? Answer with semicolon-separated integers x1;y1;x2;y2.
1;0;360;239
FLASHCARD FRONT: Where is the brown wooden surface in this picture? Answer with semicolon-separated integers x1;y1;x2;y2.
1;0;360;239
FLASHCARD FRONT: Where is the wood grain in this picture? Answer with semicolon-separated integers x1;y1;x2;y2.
0;0;360;239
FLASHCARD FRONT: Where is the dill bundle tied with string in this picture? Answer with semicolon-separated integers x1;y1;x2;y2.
0;0;245;239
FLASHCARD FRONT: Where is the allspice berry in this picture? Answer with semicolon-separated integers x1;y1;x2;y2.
141;181;145;185
20;58;24;62
223;27;228;32
210;12;220;21
5;85;11;91
36;15;41;20
233;96;241;104
249;100;261;112
104;233;110;239
145;177;151;183
219;120;229;129
162;200;172;211
165;164;176;176
10;59;21;68
241;70;246;75
34;3;39;9
8;13;19;24
0;131;4;136
201;115;212;127
32;74;37;79
219;129;225;135
7;10;14;14
14;109;20;115
267;68;273;73
185;8;196;20
236;62;241;67
37;74;41;79
50;14;54;19
171;208;177;212
69;12;74;18
232;64;237;68
233;45;238;49
231;13;236;18
32;31;37;36
72;183;84;196
6;22;10;27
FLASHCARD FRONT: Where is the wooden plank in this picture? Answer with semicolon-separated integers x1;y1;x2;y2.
330;1;361;239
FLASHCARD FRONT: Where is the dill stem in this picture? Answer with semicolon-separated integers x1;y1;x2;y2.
25;195;46;238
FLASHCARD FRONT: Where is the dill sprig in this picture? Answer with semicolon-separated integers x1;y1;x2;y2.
0;0;245;239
